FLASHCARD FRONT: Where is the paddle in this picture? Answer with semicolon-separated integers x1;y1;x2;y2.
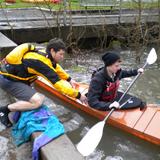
76;48;157;156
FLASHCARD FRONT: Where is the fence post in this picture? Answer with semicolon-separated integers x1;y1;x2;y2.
119;0;122;24
63;0;67;26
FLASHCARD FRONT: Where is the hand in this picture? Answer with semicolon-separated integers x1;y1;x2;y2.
79;94;88;105
138;68;144;74
109;101;120;109
70;79;79;89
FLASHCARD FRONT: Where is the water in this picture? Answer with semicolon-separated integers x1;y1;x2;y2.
0;50;159;159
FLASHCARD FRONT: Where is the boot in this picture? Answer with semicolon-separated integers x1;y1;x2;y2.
0;105;12;128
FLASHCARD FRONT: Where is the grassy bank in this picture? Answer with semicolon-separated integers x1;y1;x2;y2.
0;0;159;10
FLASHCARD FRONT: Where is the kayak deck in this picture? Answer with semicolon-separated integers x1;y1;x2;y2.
35;78;160;146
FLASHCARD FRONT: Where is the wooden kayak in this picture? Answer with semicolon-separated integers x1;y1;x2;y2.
35;78;160;146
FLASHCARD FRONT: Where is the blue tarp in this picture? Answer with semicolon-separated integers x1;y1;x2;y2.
11;105;65;160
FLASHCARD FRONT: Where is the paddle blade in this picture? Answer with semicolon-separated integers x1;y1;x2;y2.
76;121;105;156
147;48;157;65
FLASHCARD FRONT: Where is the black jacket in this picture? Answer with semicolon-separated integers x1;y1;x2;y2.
87;67;138;111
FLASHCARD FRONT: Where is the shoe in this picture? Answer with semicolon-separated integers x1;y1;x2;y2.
0;105;12;128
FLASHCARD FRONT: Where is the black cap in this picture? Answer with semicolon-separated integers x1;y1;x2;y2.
102;52;121;66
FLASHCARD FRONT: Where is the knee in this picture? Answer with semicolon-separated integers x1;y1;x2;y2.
30;93;44;109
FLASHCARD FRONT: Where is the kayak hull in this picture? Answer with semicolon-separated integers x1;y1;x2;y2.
35;79;160;146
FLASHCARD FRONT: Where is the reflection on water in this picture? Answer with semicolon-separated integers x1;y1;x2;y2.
0;50;159;159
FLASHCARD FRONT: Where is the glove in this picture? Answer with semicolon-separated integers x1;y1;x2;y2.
109;101;120;109
138;68;144;74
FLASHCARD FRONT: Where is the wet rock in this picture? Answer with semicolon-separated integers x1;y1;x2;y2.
15;142;32;160
0;136;9;160
0;124;6;132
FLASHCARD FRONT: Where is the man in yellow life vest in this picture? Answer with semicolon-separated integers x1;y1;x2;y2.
0;38;87;127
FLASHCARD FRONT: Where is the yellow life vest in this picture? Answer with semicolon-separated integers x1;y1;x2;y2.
6;43;35;65
0;43;80;99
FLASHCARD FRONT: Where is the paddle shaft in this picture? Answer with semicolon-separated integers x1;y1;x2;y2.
103;62;148;122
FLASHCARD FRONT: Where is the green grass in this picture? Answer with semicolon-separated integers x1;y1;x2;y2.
0;0;34;8
122;1;159;10
0;0;159;10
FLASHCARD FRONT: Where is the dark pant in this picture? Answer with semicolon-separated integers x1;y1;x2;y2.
114;91;146;110
0;75;36;101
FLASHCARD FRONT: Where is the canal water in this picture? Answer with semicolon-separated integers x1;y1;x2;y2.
0;49;159;160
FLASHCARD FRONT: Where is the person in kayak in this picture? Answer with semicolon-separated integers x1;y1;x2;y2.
87;51;146;111
0;38;87;127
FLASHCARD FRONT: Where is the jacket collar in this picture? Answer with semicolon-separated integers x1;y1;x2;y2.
103;67;121;82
